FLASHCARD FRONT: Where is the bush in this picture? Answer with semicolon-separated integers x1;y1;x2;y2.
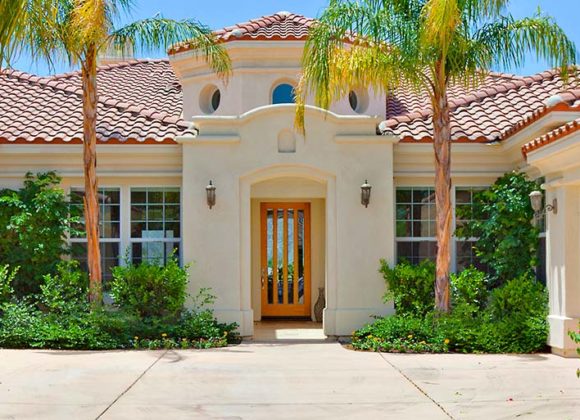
110;257;189;319
487;273;547;321
39;261;89;314
450;267;489;317
0;172;79;296
455;172;540;284
569;325;580;377
354;266;548;354
352;315;448;353
0;265;17;304
0;260;237;350
380;259;435;317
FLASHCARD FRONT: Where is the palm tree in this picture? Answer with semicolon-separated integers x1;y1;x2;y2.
1;0;231;303
296;0;576;312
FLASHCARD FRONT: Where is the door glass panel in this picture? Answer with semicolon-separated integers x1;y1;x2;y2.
287;209;294;304
277;209;284;304
267;209;273;304
298;209;305;304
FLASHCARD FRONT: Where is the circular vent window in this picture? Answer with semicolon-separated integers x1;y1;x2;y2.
200;84;221;114
348;89;369;114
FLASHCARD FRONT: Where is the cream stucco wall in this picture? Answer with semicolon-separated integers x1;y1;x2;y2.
178;105;395;336
527;132;580;357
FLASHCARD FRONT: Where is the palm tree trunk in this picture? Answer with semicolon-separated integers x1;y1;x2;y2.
432;86;452;313
81;43;102;304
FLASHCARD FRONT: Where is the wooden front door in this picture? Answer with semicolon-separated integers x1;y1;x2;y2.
260;202;311;317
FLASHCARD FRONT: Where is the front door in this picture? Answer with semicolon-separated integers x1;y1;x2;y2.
260;202;311;317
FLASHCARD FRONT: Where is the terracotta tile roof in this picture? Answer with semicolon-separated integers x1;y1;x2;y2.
522;117;580;157
170;12;315;54
51;59;183;118
381;70;580;143
0;68;194;144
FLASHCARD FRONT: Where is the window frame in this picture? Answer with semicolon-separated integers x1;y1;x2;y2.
128;186;182;265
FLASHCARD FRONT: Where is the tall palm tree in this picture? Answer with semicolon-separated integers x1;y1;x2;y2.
296;0;576;312
1;0;231;303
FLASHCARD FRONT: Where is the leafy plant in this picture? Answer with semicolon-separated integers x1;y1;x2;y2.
569;326;580;377
0;265;18;304
0;172;80;296
487;273;547;321
110;257;189;319
380;259;435;317
39;261;89;314
450;267;489;317
456;172;540;284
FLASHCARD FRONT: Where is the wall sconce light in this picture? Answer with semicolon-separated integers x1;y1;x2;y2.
361;180;372;208
529;190;557;219
206;180;216;209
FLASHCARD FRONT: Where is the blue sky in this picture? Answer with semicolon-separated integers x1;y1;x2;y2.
11;0;580;76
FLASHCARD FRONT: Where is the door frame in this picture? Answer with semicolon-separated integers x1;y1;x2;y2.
260;202;311;317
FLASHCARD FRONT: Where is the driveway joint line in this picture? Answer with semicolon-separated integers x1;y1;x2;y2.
379;352;455;419
95;349;168;420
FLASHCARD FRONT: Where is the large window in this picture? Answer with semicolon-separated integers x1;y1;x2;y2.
395;186;487;271
70;187;121;282
130;187;181;264
396;187;437;264
455;187;485;272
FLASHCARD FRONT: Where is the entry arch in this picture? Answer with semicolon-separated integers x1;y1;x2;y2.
239;164;338;335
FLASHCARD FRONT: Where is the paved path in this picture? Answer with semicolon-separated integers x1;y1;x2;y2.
0;343;578;419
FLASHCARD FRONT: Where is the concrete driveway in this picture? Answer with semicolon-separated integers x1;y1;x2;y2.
0;343;578;420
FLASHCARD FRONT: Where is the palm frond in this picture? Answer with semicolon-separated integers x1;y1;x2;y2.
109;16;231;81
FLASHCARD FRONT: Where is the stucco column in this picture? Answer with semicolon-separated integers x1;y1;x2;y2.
546;185;580;357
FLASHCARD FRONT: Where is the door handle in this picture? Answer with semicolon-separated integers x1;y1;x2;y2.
261;268;266;289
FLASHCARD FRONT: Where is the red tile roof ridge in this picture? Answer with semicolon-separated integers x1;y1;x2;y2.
1;67;189;131
522;117;580;157
169;12;315;54
383;69;569;130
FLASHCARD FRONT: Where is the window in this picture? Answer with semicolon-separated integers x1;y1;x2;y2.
70;187;121;282
348;89;369;113
200;84;221;114
272;83;296;104
395;187;437;264
455;187;486;272
130;187;181;264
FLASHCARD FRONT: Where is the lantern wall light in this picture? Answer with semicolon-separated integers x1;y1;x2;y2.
529;190;557;219
206;180;216;209
361;180;372;208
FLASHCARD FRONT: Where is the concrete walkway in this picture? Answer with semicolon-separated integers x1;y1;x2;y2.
0;344;578;419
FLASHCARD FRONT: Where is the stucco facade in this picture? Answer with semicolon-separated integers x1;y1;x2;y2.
1;12;579;354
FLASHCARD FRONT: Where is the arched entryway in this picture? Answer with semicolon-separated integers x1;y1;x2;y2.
240;165;337;337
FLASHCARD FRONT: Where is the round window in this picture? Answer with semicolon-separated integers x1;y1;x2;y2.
200;84;221;114
348;91;358;112
348;89;369;113
272;83;296;104
211;89;221;112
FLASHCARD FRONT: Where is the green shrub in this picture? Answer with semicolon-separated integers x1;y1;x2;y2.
352;315;448;353
0;172;80;296
39;261;89;314
380;259;435;317
110;257;189;319
569;325;580;377
487;273;547;321
450;267;489;317
456;172;540;284
0;265;17;304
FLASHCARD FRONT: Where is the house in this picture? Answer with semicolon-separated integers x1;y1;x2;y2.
0;11;579;356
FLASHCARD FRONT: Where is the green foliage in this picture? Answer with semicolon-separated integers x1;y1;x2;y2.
569;325;580;377
450;266;489;317
0;265;18;304
0;260;237;350
110;257;189;319
0;172;79;296
39;261;89;314
456;172;540;284
487;273;547;320
352;315;448;353
354;266;548;354
380;259;435;317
